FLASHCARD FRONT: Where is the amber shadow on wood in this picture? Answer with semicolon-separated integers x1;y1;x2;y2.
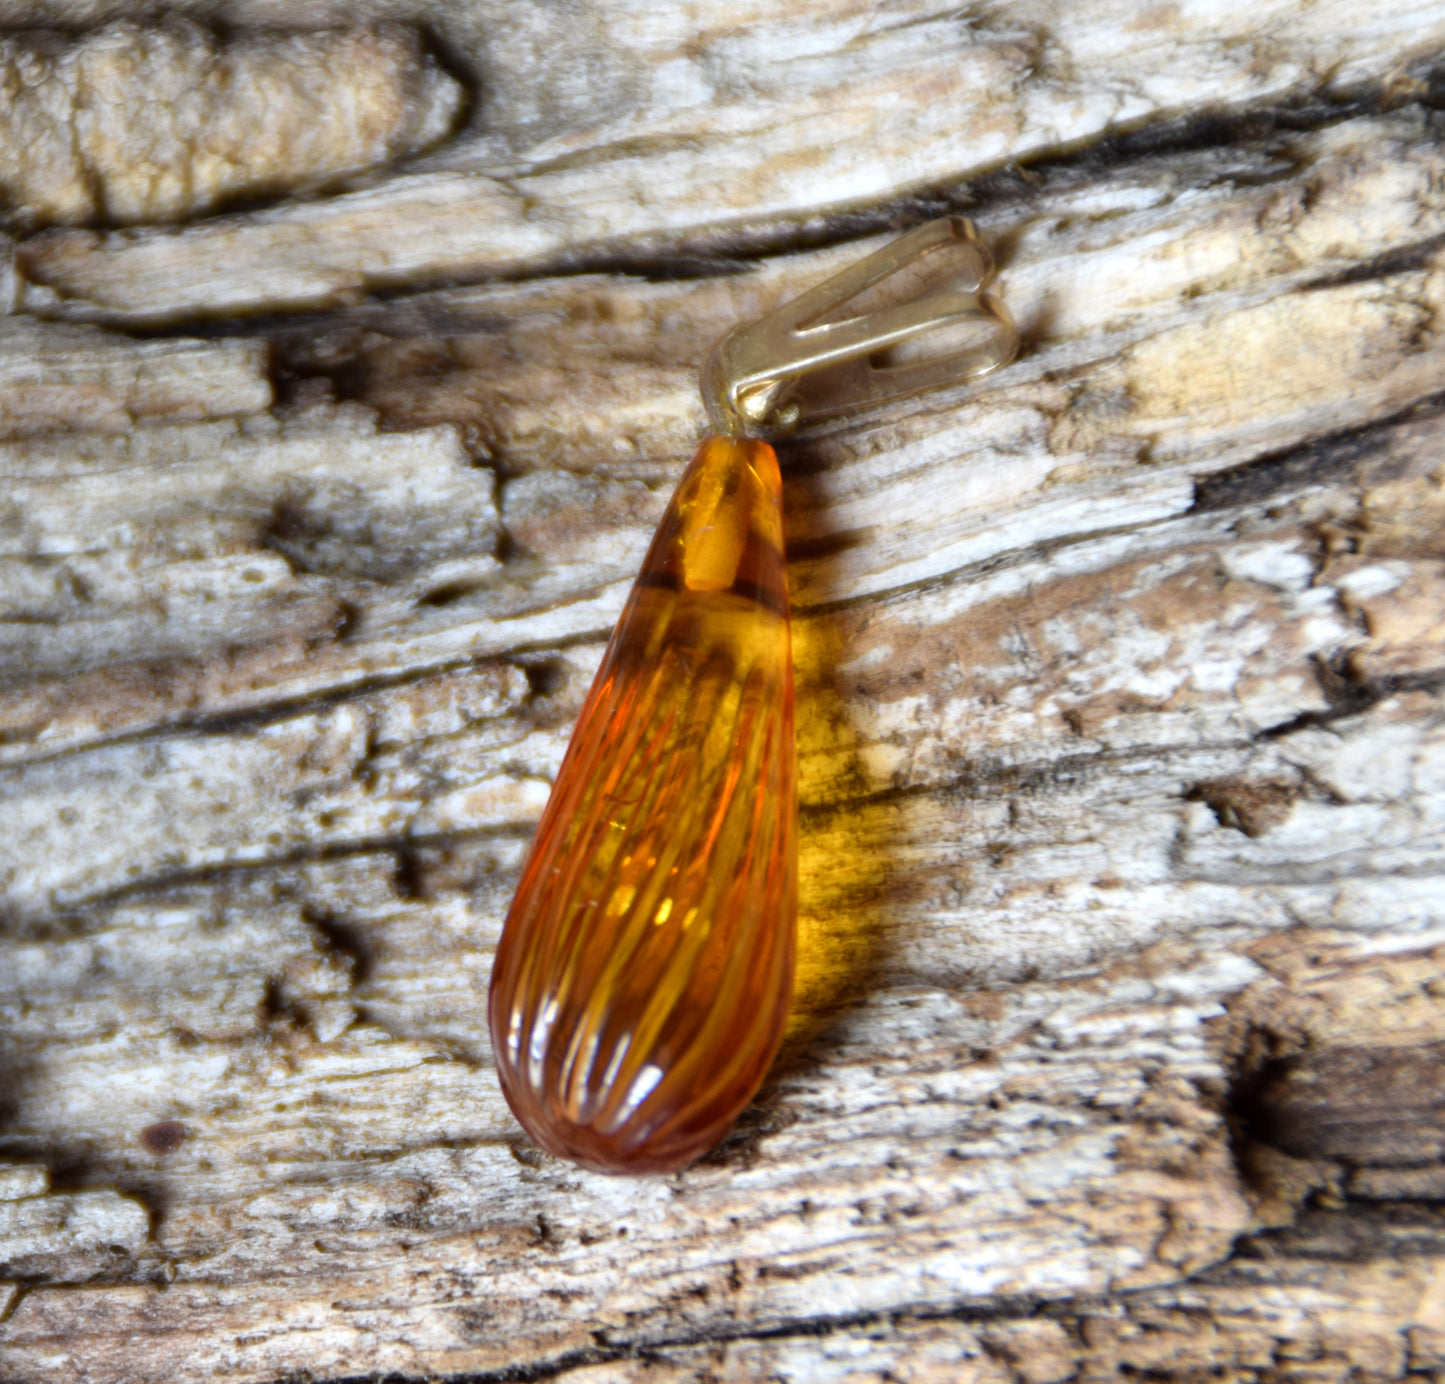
709;441;903;1145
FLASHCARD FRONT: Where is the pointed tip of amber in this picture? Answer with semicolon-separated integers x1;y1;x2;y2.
489;436;796;1174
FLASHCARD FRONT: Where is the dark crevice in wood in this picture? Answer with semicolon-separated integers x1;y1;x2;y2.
390;840;430;904
501;250;755;286
1185;775;1309;838
1229;1203;1445;1264
35;823;533;921
0;1280;30;1326
1259;655;1445;742
1299;229;1445;293
1191;389;1445;515
416;578;496;608
1237;1043;1445;1167
1221;960;1445;1250
298;905;375;986
518;657;567;703
408;19;481;137
0;1040;35;1144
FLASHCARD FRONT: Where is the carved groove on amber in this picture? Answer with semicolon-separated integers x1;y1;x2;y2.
489;436;796;1174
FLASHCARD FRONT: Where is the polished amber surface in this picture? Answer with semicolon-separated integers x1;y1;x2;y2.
489;435;796;1173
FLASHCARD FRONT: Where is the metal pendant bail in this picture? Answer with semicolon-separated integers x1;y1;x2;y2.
701;217;1017;438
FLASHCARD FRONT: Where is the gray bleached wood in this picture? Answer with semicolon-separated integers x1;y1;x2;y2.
0;6;1443;1383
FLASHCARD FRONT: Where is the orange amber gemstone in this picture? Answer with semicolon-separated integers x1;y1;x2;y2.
489;435;796;1174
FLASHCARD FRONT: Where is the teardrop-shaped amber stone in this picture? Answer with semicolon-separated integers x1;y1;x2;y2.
489;435;796;1174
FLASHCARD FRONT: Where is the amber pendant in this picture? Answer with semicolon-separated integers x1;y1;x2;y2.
488;219;1017;1174
489;436;796;1173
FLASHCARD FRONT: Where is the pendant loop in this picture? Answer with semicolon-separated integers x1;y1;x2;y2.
701;217;1017;437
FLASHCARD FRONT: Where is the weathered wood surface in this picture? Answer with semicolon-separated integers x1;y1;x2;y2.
0;21;463;228
1;5;1444;1382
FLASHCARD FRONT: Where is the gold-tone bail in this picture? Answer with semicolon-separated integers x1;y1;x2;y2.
701;217;1017;438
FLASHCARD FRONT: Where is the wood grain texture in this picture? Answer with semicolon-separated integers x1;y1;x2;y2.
0;21;463;229
14;0;1445;323
0;5;1443;1382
